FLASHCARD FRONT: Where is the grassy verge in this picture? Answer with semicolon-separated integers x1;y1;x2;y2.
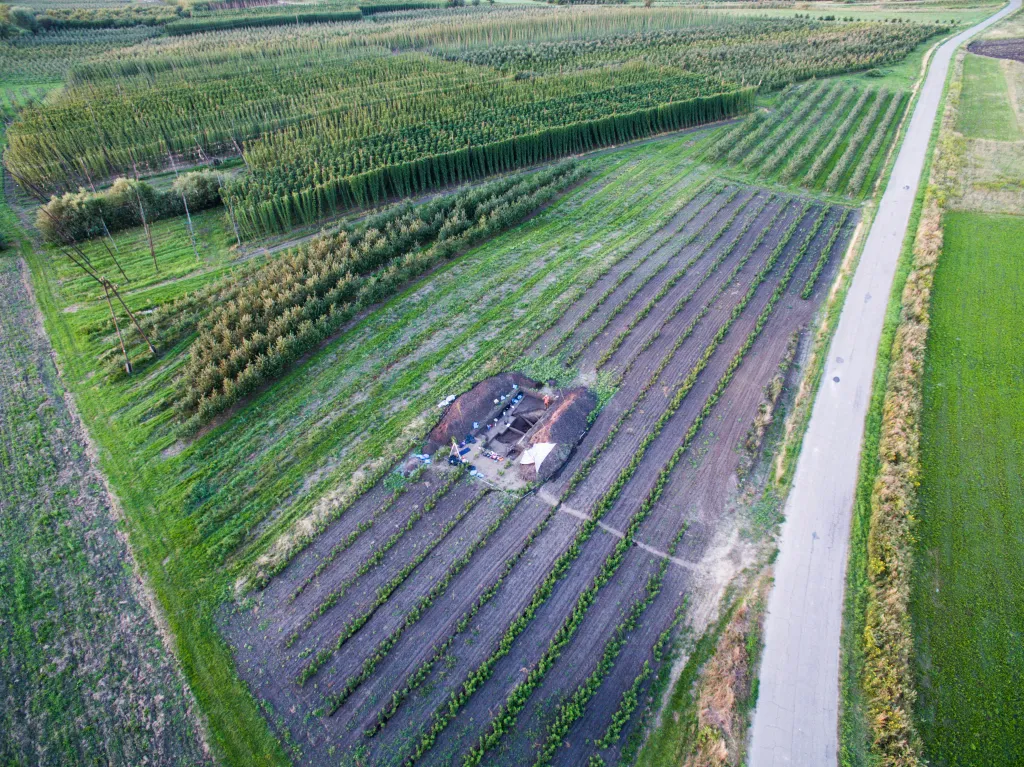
837;45;961;767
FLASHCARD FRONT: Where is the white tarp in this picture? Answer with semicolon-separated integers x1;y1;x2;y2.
520;442;557;469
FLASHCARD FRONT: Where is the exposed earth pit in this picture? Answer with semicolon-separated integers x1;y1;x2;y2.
425;373;597;490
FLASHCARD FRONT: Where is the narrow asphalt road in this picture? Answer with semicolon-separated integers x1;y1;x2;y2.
748;2;1021;764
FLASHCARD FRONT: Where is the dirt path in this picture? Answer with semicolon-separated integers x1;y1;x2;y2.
748;3;1022;764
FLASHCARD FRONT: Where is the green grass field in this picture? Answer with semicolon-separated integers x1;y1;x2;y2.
17;132;722;764
957;53;1022;140
912;211;1024;766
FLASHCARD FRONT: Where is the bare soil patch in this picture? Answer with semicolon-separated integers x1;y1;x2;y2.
968;37;1024;63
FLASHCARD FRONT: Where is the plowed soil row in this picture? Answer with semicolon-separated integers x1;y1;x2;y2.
221;182;856;766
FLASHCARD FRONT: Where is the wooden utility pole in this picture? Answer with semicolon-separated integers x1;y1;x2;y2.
129;153;158;273
168;150;201;262
9;168;156;370
102;279;132;374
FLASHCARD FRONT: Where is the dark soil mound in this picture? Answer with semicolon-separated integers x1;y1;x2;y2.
520;387;597;482
529;388;597;447
968;38;1024;63
427;372;536;451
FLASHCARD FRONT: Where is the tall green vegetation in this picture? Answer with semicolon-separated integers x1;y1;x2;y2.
709;82;910;198
37;171;224;242
5;6;943;240
176;163;583;428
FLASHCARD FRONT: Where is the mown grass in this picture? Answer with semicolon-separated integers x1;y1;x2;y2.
911;211;1024;766
14;131;717;766
956;53;1022;140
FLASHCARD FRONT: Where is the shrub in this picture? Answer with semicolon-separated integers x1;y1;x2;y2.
36;171;224;243
8;5;36;31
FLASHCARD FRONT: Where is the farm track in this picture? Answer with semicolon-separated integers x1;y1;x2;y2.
221;172;855;765
750;4;1021;763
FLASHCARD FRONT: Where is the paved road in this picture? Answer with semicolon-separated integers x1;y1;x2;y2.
748;2;1021;764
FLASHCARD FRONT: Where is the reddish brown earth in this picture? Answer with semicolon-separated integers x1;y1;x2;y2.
221;182;856;767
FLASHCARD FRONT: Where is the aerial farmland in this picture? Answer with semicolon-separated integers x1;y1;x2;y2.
1;2;1020;767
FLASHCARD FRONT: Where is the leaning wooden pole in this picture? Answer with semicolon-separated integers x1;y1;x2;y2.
167;150;201;262
109;283;157;357
102;279;132;375
130;154;158;273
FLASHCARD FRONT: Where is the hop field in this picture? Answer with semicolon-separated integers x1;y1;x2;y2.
5;6;943;237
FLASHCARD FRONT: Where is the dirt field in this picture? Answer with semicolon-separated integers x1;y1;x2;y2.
968;37;1024;63
221;177;856;766
0;253;209;766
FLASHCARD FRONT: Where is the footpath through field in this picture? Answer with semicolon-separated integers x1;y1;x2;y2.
747;1;1022;764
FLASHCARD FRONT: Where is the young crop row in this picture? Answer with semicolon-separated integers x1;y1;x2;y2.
779;87;859;184
317;489;525;717
718;86;810;165
570;197;794;495
546;178;720;356
824;91;892;194
802;89;872;187
532;523;689;767
177;164;582;429
596;599;690;765
742;81;835;172
358;495;559;731
562;185;746;365
709;81;908;200
295;474;479;684
288;481;415;604
801;208;849;299
847;92;908;197
286;469;463;649
351;188;720;729
592;191;775;370
460;204;829;767
761;84;848;178
616;196;788;380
